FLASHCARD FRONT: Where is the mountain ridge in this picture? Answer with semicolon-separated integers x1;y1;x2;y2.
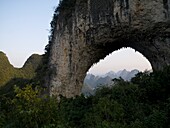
0;51;42;87
82;69;140;95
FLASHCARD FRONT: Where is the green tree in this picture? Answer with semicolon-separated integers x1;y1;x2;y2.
4;85;59;128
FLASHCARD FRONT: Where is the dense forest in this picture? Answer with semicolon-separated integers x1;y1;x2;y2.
0;66;170;128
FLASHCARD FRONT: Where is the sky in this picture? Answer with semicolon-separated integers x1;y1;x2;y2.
88;48;152;75
0;0;152;74
0;0;58;66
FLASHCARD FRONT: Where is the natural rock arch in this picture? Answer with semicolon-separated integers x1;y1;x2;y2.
86;47;152;75
47;0;170;97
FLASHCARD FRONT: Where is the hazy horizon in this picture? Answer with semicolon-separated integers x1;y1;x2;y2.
87;48;152;75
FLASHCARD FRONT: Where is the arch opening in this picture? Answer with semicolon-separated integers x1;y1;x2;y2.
88;47;152;75
82;47;152;95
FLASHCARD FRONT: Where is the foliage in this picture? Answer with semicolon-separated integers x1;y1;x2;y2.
1;66;170;127
0;52;16;86
1;85;59;128
0;52;42;87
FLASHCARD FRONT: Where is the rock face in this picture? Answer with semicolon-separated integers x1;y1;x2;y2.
48;0;170;97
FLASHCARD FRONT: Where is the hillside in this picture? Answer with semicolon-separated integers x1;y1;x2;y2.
0;52;17;86
0;51;42;87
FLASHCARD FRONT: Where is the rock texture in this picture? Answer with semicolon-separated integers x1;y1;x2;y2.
48;0;170;97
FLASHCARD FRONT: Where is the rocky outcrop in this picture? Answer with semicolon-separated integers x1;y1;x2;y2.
48;0;170;97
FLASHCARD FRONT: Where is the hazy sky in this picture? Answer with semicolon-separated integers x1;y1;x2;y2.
0;0;58;66
88;48;152;75
0;0;152;74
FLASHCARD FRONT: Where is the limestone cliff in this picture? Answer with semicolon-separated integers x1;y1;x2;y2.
47;0;170;97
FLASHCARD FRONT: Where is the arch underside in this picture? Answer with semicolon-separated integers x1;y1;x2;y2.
87;23;170;72
48;24;170;98
48;0;170;97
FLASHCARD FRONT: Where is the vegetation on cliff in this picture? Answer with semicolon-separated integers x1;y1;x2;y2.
0;52;16;86
0;52;42;97
1;66;170;128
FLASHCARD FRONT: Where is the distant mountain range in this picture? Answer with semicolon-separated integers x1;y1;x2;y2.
82;69;139;95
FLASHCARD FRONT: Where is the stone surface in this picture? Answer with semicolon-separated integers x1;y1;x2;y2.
47;0;170;97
